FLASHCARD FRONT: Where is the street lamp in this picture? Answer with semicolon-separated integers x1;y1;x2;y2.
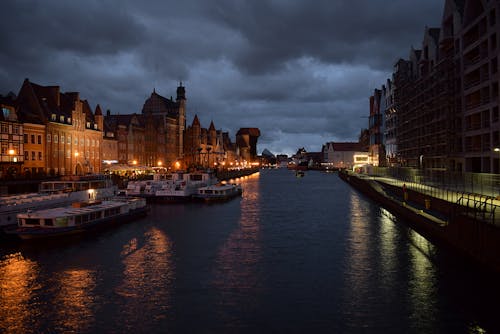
494;147;500;174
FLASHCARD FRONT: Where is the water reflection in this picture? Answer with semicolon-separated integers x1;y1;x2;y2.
344;192;371;300
115;227;174;330
0;252;39;333
407;229;437;329
53;269;96;332
212;173;262;325
379;208;397;278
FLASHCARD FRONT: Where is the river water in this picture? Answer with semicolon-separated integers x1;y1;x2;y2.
1;168;499;333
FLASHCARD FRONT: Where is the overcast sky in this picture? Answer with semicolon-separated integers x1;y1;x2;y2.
0;0;444;156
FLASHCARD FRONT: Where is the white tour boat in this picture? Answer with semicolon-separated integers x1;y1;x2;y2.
6;197;147;240
194;183;243;202
126;171;218;202
0;175;117;232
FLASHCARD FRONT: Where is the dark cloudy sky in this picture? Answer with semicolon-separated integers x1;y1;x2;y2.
0;0;443;156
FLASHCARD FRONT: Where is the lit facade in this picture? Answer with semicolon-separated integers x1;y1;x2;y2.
16;79;103;176
0;97;23;178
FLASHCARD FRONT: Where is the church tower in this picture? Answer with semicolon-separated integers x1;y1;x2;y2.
176;82;186;159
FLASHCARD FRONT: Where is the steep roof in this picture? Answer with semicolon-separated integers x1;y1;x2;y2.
191;114;200;127
142;90;179;116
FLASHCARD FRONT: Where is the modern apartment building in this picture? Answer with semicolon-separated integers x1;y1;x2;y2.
382;0;499;173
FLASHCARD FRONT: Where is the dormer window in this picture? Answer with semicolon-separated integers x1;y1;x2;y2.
51;114;56;121
2;108;9;119
60;115;64;122
67;117;71;124
86;122;90;128
94;124;97;130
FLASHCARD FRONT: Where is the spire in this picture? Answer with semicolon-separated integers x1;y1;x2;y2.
192;114;200;127
95;104;102;116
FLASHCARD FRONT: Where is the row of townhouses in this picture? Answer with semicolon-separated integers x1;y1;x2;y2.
368;0;500;174
0;79;260;178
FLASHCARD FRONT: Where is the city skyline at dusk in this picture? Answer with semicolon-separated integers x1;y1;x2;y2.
0;0;443;155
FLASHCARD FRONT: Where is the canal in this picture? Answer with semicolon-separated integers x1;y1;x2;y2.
1;168;499;333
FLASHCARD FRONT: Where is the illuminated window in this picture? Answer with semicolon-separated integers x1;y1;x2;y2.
61;135;64;144
54;135;58;143
51;114;56;121
60;115;64;122
47;134;51;143
24;151;29;160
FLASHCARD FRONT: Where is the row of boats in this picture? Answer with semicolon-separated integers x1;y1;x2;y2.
125;171;242;203
0;171;242;240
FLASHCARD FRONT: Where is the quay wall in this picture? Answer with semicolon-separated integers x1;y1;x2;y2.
339;171;500;275
216;168;260;181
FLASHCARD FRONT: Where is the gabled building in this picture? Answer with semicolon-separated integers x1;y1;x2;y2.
16;79;103;176
184;116;233;169
0;93;24;178
141;84;186;166
104;113;144;166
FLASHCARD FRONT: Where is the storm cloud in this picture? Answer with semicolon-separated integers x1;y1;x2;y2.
0;0;443;155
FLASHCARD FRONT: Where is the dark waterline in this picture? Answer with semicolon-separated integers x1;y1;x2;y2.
1;169;499;333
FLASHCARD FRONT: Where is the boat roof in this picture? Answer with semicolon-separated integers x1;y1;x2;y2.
200;184;238;190
17;200;127;219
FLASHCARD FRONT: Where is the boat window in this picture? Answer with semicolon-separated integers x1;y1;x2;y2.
75;215;82;225
24;218;40;226
82;214;89;223
191;174;203;181
44;219;54;226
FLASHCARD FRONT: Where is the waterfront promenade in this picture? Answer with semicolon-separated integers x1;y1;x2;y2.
339;169;500;275
352;172;500;226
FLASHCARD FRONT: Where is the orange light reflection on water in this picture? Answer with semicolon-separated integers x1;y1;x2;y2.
115;227;174;326
53;268;97;332
213;172;262;311
0;252;40;333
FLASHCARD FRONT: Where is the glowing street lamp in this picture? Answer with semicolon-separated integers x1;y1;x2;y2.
495;148;500;174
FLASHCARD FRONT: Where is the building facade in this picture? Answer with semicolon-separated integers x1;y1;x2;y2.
15;79;103;176
0;95;24;178
378;0;499;173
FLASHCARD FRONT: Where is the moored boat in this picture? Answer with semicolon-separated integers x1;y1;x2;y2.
0;175;117;232
6;197;147;240
126;171;218;202
193;183;243;202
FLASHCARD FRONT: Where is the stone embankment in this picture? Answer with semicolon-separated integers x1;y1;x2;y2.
216;167;260;181
338;170;500;275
